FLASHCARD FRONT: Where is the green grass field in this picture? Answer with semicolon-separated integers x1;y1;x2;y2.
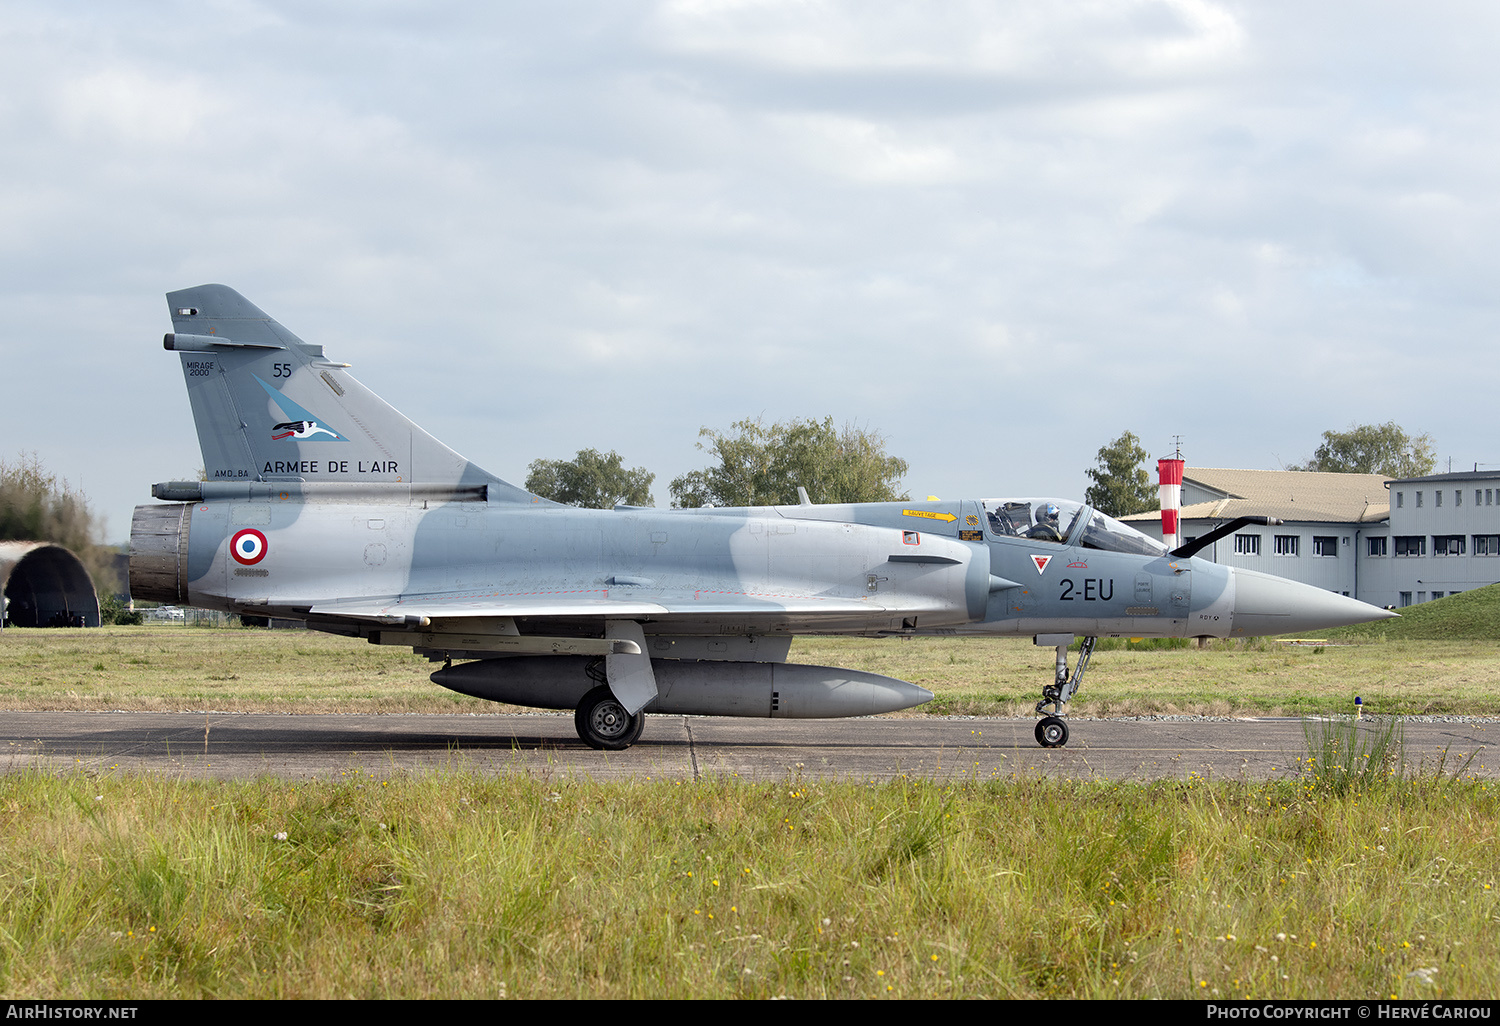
3;589;1499;718
2;759;1495;999
1326;582;1500;641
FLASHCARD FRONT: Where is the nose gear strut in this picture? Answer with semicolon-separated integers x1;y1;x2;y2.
1032;634;1095;748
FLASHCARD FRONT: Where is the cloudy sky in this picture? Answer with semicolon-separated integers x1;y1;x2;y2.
3;1;1496;541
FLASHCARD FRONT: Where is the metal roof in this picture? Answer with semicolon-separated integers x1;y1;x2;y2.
1386;470;1500;484
1121;468;1391;525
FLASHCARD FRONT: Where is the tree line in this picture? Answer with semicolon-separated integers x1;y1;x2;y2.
530;420;1441;514
526;416;909;509
1083;423;1439;517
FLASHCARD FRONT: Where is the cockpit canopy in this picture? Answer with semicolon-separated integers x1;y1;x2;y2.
981;498;1167;557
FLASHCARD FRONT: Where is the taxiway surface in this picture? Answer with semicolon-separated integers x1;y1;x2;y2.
1;711;1492;782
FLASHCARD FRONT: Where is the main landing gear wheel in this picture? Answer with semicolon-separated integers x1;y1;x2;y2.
1035;716;1069;748
574;685;645;751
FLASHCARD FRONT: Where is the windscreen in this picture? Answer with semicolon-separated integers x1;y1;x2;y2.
1078;510;1168;556
982;498;1167;556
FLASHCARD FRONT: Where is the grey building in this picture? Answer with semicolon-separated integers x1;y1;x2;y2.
1121;468;1500;609
1123;468;1390;600
1383;472;1500;608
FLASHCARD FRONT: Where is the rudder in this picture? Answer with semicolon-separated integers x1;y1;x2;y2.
165;284;530;498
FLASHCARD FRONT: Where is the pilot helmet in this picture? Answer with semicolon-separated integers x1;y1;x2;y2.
1040;502;1061;522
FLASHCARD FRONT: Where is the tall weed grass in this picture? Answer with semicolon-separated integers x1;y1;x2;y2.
1;763;1496;1000
1301;715;1406;798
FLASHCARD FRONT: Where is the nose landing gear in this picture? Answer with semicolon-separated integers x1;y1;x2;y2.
1032;633;1095;748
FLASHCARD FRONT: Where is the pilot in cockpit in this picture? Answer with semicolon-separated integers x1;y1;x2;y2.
1025;502;1066;543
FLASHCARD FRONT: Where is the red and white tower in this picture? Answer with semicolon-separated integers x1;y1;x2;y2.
1158;445;1184;552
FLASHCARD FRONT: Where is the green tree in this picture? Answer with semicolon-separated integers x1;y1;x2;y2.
670;417;909;508
1288;422;1437;478
1084;432;1156;517
525;449;656;509
0;453;119;595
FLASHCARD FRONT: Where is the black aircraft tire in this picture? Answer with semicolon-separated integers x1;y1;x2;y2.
575;685;645;751
1035;716;1069;749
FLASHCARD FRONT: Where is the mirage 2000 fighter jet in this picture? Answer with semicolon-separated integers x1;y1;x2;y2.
130;286;1396;750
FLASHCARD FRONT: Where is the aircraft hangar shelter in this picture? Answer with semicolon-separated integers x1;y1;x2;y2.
0;541;101;628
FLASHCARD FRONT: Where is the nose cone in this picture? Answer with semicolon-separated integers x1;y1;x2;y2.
1231;567;1398;635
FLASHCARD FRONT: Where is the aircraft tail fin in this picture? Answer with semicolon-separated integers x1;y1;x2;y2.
165;284;534;500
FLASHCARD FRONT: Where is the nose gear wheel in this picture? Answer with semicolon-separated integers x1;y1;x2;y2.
1035;716;1069;748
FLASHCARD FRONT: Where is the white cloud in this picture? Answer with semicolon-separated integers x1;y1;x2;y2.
2;1;1499;530
655;0;1246;80
54;68;226;148
765;112;963;183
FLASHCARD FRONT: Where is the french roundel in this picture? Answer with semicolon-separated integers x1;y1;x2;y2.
231;528;268;565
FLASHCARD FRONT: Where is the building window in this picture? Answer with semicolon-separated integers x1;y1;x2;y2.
1399;591;1412;607
1396;491;1404;508
1274;535;1300;556
1455;490;1462;507
1234;534;1261;556
1394;536;1426;557
1436;490;1443;508
1367;537;1388;557
1313;536;1338;557
1475;534;1500;555
1478;490;1484;506
1488;489;1494;506
1433;535;1466;556
1417;491;1423;507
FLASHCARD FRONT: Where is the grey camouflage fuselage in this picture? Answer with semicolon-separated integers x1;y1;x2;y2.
130;285;1396;749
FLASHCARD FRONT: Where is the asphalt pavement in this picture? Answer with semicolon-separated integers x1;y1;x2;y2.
1;711;1492;782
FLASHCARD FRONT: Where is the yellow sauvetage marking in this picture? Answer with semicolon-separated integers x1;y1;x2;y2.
902;509;957;522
